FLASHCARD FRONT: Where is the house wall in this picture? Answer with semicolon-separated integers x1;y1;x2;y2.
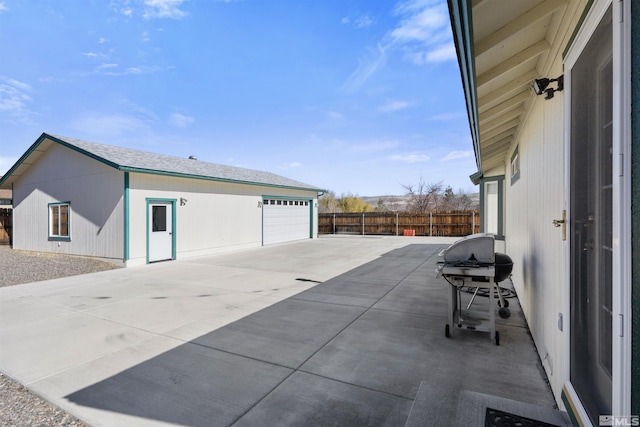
11;144;125;260
504;63;566;402
127;173;318;266
630;0;639;415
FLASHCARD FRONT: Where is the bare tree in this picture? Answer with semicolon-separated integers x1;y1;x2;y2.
318;191;341;213
441;186;477;210
402;177;443;212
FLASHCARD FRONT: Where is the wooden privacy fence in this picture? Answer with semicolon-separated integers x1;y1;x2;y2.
319;211;480;237
0;208;12;245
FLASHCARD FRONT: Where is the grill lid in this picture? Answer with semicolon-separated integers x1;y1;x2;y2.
442;233;495;265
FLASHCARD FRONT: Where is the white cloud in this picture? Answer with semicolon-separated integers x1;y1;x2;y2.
82;52;111;61
428;112;462;121
390;6;447;43
277;161;304;170
341;17;350;24
98;37;108;44
143;0;187;20
99;65;160;76
387;0;455;65
420;43;456;63
355;14;374;28
441;150;472;162
342;43;387;93
98;63;119;70
0;2;8;13
327;111;343;120
351;140;399;153
390;152;430;163
168;113;194;128
0;76;34;123
70;112;151;139
378;99;414;112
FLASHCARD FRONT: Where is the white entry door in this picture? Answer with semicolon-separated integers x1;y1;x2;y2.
148;201;174;262
567;4;613;424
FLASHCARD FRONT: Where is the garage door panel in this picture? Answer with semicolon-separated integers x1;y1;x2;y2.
263;199;310;245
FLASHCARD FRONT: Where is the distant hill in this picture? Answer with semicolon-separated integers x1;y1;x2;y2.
360;193;480;210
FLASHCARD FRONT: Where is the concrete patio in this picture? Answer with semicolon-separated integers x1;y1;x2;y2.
0;236;567;426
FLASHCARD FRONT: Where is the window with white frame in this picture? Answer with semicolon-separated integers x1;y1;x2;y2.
510;147;520;185
49;202;70;240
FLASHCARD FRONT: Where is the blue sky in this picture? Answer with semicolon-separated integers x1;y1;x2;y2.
0;0;477;196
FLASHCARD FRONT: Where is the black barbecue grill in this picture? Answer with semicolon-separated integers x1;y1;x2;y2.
437;233;514;346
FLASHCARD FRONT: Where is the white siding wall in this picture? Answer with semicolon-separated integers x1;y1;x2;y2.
504;63;566;403
127;173;318;266
12;144;124;260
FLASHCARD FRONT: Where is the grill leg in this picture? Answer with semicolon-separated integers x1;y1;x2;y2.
466;286;480;309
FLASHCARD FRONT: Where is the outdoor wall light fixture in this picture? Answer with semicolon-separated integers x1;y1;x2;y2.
180;197;188;206
533;75;564;100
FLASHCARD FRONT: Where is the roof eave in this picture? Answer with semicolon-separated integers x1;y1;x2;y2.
121;166;325;194
0;132;121;188
1;133;325;195
448;0;482;177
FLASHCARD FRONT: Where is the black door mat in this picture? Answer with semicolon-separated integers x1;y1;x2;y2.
486;407;562;427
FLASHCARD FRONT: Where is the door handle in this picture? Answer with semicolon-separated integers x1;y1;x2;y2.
552;210;566;241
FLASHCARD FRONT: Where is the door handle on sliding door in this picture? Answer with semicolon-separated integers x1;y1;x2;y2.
552;210;566;241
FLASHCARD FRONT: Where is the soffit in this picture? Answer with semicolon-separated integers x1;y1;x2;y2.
0;138;54;188
470;0;570;175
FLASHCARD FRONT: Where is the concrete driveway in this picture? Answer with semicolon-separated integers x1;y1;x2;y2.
0;236;564;427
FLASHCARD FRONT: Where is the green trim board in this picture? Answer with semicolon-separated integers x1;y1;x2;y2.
145;198;177;264
41;134;121;169
47;201;71;242
0;132;325;195
630;0;640;415
561;387;584;427
0;133;119;188
562;1;596;59
123;172;130;261
447;0;481;173
121;166;324;194
261;195;314;246
479;175;504;240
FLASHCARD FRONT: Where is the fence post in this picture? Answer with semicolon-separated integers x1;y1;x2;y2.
429;212;433;236
471;211;475;234
362;213;365;236
396;212;399;236
333;213;336;234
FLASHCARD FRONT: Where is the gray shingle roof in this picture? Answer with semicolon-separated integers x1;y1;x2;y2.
3;133;322;192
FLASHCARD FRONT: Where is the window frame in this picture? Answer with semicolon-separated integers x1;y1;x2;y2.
479;175;504;240
510;146;520;185
48;201;71;241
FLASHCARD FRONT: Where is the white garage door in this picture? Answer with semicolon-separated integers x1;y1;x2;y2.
263;198;311;245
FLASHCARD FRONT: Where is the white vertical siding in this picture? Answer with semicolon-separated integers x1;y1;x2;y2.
12;144;124;260
504;64;566;402
127;173;318;265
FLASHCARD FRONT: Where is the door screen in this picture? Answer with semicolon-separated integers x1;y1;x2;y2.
569;5;612;423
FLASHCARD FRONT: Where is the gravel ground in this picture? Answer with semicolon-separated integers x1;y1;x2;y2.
0;245;121;426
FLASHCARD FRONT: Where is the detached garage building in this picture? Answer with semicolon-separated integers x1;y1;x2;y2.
0;133;324;266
